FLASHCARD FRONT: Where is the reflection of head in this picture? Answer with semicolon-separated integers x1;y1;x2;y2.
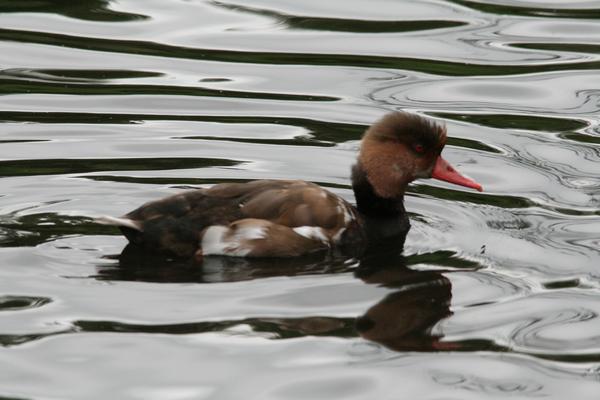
355;253;453;352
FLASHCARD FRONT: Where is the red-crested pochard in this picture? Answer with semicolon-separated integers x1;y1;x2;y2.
97;112;482;260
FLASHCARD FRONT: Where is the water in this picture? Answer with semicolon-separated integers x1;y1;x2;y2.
1;0;600;398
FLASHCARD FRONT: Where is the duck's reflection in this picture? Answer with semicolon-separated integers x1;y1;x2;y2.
354;248;453;351
96;243;355;283
96;244;453;352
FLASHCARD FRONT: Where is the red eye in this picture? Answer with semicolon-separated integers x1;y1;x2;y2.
414;144;424;153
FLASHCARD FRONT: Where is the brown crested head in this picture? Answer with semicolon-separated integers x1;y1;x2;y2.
358;112;447;198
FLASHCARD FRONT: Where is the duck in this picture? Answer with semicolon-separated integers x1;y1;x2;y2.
97;112;482;260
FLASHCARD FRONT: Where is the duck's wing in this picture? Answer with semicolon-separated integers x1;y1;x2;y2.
97;180;361;258
198;180;363;258
238;180;357;228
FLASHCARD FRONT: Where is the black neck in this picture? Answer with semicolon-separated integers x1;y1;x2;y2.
351;162;406;218
351;162;410;246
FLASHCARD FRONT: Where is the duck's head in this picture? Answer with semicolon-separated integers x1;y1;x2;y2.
358;112;482;198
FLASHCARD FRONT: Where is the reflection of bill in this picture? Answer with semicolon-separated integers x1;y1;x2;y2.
355;250;454;352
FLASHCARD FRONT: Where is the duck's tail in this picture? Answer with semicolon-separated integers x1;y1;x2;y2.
95;216;144;244
95;216;142;231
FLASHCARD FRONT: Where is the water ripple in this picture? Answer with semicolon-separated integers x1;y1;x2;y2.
449;0;600;19
0;295;51;312
0;0;148;22
210;0;468;33
5;26;600;76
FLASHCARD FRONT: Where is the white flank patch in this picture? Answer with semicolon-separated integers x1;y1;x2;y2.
293;226;329;244
94;216;142;231
201;224;267;257
200;226;230;255
233;225;267;241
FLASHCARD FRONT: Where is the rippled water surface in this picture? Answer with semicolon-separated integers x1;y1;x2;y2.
1;0;600;399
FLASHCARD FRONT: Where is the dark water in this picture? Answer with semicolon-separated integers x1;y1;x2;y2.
1;0;600;398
